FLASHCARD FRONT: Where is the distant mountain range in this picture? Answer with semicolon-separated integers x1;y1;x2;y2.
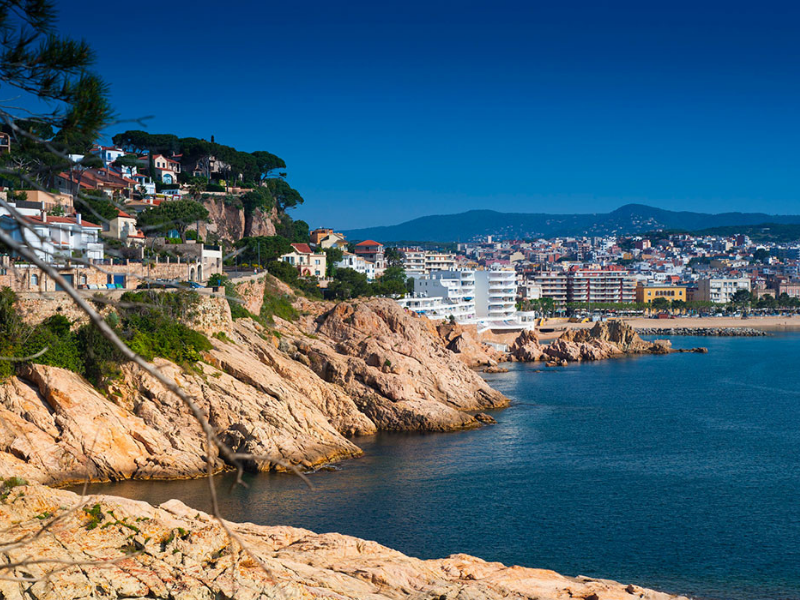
342;204;800;242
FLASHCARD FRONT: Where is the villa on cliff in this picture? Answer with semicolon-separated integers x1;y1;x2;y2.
280;243;327;278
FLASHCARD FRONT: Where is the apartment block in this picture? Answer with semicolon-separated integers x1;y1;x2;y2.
696;277;751;303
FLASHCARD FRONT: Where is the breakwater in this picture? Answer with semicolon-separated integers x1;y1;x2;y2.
637;326;768;337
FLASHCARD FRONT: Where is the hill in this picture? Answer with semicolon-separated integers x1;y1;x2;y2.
343;204;800;242
690;223;800;243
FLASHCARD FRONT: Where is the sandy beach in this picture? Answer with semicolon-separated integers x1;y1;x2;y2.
536;315;800;340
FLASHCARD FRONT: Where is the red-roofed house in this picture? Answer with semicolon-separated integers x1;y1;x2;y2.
105;210;146;247
56;167;137;199
355;239;386;269
150;154;181;185
280;242;327;277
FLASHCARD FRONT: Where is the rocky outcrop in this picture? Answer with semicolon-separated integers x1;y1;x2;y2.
290;300;509;431
511;329;546;362
436;321;505;367
199;197;277;242
511;321;700;363
0;483;689;600
0;291;509;485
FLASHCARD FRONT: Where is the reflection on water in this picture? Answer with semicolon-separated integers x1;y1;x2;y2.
79;335;800;600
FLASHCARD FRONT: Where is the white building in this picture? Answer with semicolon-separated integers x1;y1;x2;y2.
395;295;476;323
404;269;477;323
91;145;126;167
399;248;457;277
335;251;376;280
415;269;476;303
474;268;517;321
0;212;104;262
696;277;751;304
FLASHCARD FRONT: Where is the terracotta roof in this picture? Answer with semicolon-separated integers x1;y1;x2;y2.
117;210;134;219
127;229;145;238
57;172;93;189
356;240;382;247
291;243;313;254
27;215;101;229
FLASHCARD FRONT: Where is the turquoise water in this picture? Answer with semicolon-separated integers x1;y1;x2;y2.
82;335;800;600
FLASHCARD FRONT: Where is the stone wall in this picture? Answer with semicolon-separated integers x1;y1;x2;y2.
0;259;207;293
15;289;231;333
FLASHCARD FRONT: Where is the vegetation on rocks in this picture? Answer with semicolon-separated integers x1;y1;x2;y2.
0;287;211;385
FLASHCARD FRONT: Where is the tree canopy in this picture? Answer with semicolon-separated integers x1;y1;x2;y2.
110;130;287;184
234;236;293;265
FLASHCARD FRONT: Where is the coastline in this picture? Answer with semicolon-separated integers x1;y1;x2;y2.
1;292;788;599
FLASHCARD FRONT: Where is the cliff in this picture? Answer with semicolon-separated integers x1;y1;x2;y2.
0;483;689;600
199;196;277;241
0;284;507;486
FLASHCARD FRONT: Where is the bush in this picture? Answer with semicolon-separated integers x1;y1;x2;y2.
206;183;225;192
261;293;298;323
266;260;298;285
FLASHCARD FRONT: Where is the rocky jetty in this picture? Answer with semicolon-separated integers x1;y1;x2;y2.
0;287;507;486
0;483;690;600
637;326;769;337
511;321;705;363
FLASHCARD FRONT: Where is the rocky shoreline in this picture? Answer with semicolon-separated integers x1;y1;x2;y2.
0;279;508;487
637;326;769;337
0;482;691;600
0;279;714;599
507;320;707;363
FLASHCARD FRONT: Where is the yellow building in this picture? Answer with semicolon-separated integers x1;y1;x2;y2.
635;283;687;304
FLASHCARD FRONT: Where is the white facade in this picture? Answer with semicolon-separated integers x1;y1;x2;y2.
0;212;104;262
92;145;125;167
336;252;376;280
404;269;477;323
396;295;476;323
696;277;751;303
474;268;517;321
400;248;457;276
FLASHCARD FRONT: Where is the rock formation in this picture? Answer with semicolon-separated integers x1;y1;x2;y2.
511;320;698;363
0;483;690;600
198;197;277;242
0;288;508;486
510;329;546;362
436;321;505;367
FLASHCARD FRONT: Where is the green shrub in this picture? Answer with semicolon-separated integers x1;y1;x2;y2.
261;292;298;324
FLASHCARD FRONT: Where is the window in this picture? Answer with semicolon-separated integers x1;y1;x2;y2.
31;274;39;286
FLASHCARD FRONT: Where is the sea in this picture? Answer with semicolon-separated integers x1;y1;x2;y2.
80;334;800;600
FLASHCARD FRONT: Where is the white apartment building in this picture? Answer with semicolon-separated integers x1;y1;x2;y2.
568;267;636;304
424;252;457;273
399;248;457;276
696;277;751;303
401;269;477;323
474;268;517;321
399;248;425;276
396;295;476;323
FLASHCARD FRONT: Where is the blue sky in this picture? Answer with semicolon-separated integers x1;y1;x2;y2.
58;1;800;229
